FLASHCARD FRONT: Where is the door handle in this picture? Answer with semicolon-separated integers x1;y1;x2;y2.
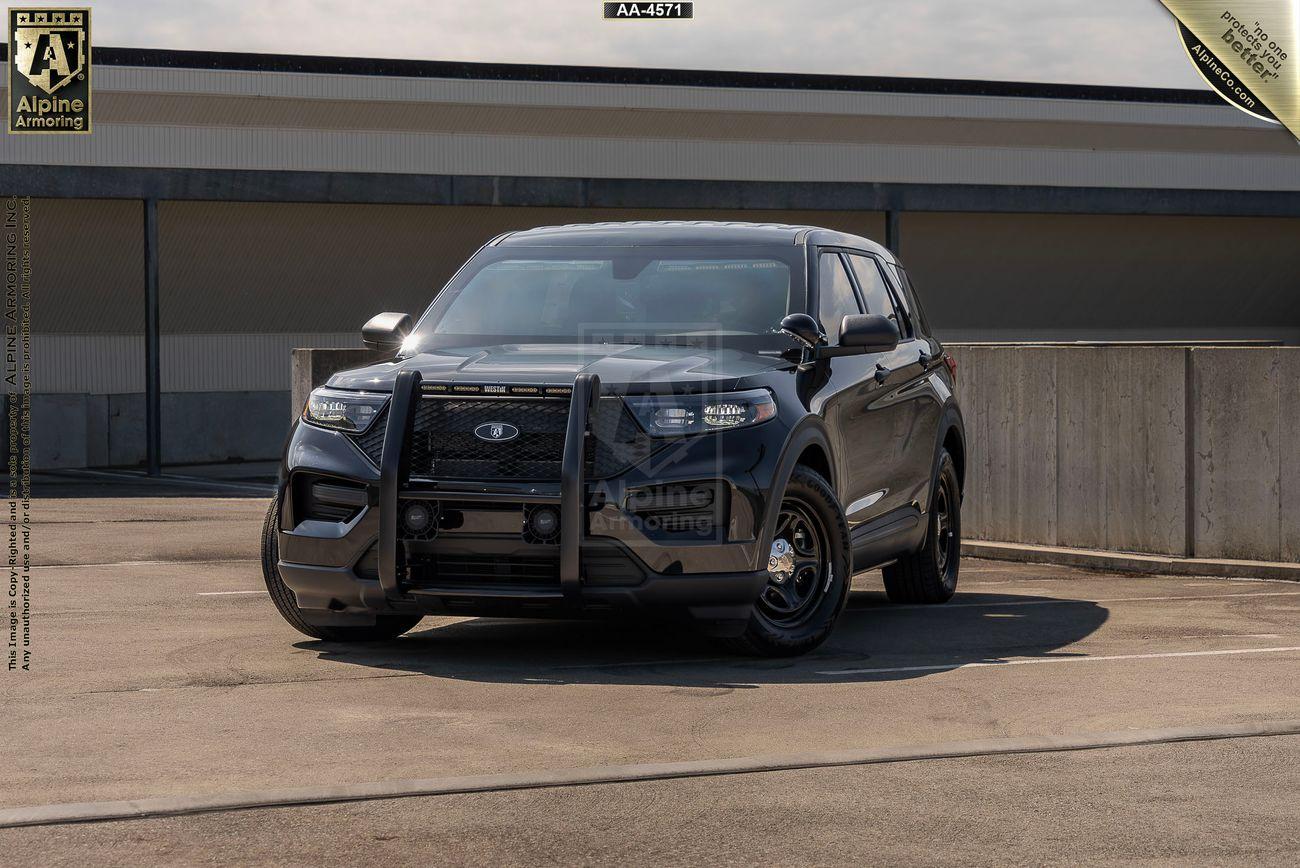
874;363;891;384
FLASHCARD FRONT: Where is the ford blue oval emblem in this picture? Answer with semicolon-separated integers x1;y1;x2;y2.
474;422;520;443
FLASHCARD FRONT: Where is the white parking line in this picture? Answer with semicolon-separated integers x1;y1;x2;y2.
816;645;1300;676
876;590;1300;611
35;558;260;569
1176;633;1283;640
196;590;266;596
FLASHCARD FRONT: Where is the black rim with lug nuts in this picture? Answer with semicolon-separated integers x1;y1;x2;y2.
758;498;830;627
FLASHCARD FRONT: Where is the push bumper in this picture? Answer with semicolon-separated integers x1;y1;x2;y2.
277;369;768;634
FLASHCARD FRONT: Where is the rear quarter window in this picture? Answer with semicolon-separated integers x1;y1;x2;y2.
890;264;932;336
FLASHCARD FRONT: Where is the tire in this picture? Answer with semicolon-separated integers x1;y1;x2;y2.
882;450;961;604
261;499;422;642
728;464;852;657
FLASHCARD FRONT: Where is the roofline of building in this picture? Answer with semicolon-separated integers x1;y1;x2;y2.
0;44;1221;106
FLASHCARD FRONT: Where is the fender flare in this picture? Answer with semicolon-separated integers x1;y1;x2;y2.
756;417;839;559
929;401;967;508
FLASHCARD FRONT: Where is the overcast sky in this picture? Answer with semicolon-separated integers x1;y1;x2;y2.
83;0;1207;90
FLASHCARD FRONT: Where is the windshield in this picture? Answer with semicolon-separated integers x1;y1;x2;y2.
403;244;807;352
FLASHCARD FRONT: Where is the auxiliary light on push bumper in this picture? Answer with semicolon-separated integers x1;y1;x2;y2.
376;369;601;605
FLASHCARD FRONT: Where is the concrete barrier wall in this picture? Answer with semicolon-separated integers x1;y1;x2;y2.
1190;349;1300;562
951;346;1299;563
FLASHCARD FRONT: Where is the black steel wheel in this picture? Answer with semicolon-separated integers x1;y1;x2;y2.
728;464;851;657
757;500;830;628
882;450;961;604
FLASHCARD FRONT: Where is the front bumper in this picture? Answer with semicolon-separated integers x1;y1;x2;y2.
277;559;768;633
277;371;774;633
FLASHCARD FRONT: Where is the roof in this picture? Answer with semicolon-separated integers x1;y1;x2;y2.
493;221;893;257
0;44;1222;106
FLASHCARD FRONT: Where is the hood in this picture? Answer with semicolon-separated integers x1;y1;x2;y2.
327;343;788;395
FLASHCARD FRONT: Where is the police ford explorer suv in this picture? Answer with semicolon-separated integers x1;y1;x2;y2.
262;221;965;656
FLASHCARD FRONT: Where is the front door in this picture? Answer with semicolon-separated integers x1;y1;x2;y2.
811;251;900;526
845;252;943;515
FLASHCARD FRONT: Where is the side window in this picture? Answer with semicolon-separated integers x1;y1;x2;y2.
889;264;931;336
817;252;862;345
847;254;901;332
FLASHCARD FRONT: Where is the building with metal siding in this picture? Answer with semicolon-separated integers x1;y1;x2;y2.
2;48;1298;468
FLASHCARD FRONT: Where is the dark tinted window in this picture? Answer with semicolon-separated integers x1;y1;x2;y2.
434;257;790;337
889;264;930;336
403;244;806;353
817;252;861;344
847;254;899;326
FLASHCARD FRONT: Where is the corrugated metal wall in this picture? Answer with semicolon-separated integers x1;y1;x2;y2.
34;201;884;392
32;333;357;393
903;213;1300;342
3;65;1298;191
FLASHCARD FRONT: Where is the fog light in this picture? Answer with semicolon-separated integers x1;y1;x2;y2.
532;508;558;537
522;505;561;544
401;500;440;540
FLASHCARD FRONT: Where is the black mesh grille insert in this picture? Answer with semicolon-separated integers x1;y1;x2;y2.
410;398;568;480
354;408;388;465
409;554;560;589
350;391;658;481
588;397;657;478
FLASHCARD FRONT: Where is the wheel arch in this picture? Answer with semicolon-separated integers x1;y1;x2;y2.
756;418;840;564
935;402;967;499
792;441;833;490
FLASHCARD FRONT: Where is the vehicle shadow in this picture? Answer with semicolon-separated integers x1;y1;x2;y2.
300;585;1109;687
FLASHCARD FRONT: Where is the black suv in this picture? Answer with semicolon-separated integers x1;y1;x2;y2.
263;221;964;656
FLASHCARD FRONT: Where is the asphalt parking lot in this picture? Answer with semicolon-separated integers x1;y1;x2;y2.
4;478;1299;865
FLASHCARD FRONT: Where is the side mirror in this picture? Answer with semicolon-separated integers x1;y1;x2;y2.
780;313;826;350
361;312;413;351
839;314;900;353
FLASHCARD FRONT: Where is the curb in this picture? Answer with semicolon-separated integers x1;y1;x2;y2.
963;540;1300;582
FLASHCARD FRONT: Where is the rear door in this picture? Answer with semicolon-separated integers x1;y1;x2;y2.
845;252;941;514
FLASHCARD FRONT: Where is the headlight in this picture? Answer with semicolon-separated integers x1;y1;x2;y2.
302;387;389;434
623;389;776;437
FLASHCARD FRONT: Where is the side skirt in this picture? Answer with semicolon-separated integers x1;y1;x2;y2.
850;505;926;572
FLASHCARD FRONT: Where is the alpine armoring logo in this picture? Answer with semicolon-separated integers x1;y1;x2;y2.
7;8;91;133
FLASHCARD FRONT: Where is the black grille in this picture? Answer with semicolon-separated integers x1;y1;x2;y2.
409;554;560;589
354;408;388;465
411;398;568;480
351;391;657;481
588;397;657;478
